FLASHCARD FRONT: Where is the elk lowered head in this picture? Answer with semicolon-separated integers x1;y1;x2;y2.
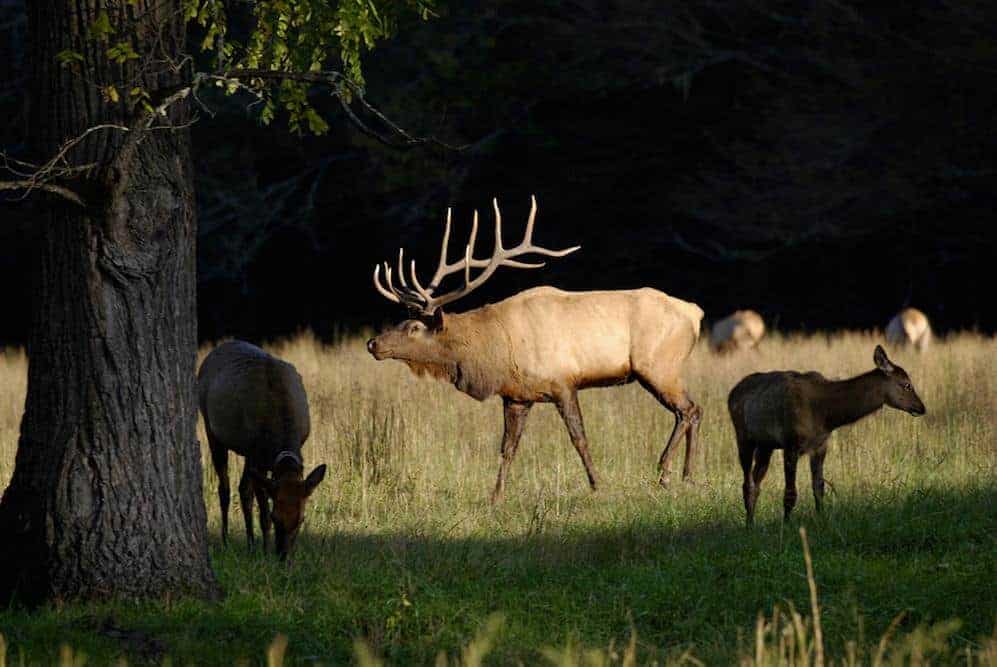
366;195;579;373
873;345;926;416
253;451;327;561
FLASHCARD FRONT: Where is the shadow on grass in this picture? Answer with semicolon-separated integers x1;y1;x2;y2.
1;484;994;665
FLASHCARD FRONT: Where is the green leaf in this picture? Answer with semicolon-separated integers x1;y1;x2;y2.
55;49;85;65
90;11;114;40
106;41;140;64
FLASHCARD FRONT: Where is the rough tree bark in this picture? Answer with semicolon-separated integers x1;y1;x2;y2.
0;0;219;602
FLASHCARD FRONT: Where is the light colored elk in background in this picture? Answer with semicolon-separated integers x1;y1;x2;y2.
367;196;704;502
710;310;765;354
885;307;932;352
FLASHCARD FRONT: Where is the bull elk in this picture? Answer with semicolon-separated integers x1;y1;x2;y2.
709;310;765;354
728;345;925;526
366;196;704;502
885;307;932;352
198;340;327;560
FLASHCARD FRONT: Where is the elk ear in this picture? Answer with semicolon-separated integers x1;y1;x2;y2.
874;345;894;373
302;464;327;497
250;469;278;497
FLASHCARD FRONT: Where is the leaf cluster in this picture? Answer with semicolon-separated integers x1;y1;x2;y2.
186;0;436;133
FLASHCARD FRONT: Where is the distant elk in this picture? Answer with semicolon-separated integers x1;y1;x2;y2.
728;345;925;526
366;196;704;501
710;310;765;354
198;341;327;560
885;307;932;352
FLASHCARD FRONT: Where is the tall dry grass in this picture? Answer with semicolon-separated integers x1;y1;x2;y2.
0;331;994;664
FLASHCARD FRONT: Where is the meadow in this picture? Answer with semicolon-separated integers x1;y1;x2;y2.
0;331;994;665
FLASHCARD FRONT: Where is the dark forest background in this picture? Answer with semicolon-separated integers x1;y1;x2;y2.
2;0;994;345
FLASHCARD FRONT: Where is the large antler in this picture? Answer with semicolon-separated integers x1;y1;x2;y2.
372;195;580;315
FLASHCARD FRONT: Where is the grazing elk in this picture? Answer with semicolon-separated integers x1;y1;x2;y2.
366;196;704;502
710;310;765;354
728;345;925;526
886;307;932;352
198;340;327;560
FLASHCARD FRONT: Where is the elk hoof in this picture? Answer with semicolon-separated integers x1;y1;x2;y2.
657;474;671;488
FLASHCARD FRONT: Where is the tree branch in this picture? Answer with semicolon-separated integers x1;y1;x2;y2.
0;180;85;206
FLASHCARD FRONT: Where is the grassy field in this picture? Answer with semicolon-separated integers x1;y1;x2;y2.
0;331;995;665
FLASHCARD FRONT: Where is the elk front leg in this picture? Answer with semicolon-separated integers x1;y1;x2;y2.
238;465;256;551
555;389;599;491
783;449;800;521
491;399;532;503
254;480;273;554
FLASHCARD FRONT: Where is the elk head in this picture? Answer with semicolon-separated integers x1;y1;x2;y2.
253;452;327;561
366;195;579;372
873;345;926;416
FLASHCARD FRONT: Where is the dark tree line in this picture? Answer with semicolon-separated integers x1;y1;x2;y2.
4;1;995;347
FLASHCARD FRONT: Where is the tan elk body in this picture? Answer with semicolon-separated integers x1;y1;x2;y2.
728;345;925;526
885;307;932;352
198;340;326;560
710;310;765;353
367;196;704;501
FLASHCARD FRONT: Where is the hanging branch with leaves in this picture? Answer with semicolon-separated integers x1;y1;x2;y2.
0;0;448;207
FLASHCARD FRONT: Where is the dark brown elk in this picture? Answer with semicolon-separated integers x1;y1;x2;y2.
366;196;704;502
198;340;326;560
728;345;925;526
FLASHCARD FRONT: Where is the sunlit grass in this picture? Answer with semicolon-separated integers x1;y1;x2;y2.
0;330;995;664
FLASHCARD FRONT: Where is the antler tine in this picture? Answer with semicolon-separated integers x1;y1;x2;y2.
372;264;401;304
373;196;579;314
523;194;537;243
467;210;479;267
409;259;433;303
396;248;408;287
464;244;472;287
428;208;453;290
492;199;504;253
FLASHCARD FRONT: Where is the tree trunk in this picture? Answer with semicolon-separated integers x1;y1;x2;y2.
0;0;219;602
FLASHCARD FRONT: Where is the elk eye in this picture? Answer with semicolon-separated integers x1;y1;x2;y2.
903;383;913;391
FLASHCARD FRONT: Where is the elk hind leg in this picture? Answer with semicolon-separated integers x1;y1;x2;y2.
738;439;755;526
554;389;599;492
208;433;230;545
747;446;773;526
639;377;698;486
783;449;800;521
810;443;828;514
491;399;532;504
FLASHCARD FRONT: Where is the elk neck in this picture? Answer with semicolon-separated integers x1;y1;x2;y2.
436;307;513;401
816;370;888;430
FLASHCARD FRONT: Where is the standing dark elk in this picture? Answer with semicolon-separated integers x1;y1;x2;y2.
198;341;327;560
886;307;932;352
728;345;925;526
710;310;765;354
366;196;704;502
